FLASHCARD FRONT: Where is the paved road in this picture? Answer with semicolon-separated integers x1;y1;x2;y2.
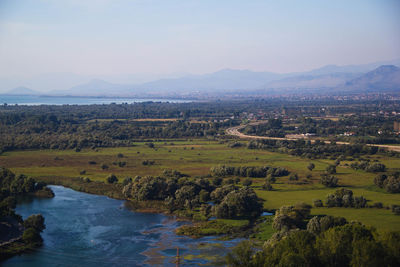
226;121;400;152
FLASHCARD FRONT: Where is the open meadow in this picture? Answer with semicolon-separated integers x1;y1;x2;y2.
1;140;399;231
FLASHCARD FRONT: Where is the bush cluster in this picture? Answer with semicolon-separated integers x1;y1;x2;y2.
374;173;400;193
210;165;289;178
325;188;367;208
351;161;386;172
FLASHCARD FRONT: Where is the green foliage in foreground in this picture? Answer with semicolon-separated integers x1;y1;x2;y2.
226;201;400;267
227;223;400;267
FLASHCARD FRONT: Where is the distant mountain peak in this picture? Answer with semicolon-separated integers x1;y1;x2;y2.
341;65;400;92
370;65;399;74
6;86;39;95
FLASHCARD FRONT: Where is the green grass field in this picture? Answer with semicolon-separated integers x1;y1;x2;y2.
1;140;399;231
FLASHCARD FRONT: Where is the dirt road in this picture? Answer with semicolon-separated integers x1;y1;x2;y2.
226;121;400;152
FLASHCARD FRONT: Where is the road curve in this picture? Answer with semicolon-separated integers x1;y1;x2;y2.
226;121;400;152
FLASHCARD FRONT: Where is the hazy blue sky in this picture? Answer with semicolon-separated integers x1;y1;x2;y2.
0;0;399;77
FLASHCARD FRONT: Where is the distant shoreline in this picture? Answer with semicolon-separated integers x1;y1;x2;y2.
0;94;193;105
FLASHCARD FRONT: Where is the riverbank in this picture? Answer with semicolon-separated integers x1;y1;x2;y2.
3;186;243;266
35;176;260;241
36;176;124;199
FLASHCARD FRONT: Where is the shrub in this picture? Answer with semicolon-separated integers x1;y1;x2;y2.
118;161;126;167
365;163;386;172
142;160;155;166
106;174;118;184
313;199;323;207
146;142;155;148
320;174;338;187
242;178;252;187
307;163;315;171
374;174;387;188
229;142;243;148
122;177;132;186
262;181;273;191
354;196;367;208
371;202;383;209
101;164;109;170
391;205;400;215
374;173;400;193
384;176;400;193
325;165;336;174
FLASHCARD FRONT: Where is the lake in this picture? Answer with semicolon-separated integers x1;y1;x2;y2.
0;95;191;105
3;186;239;267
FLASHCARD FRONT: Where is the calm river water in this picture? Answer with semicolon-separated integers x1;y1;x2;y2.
3;186;239;267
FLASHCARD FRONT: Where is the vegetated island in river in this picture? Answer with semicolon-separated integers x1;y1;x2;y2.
38;168;269;239
0;167;54;261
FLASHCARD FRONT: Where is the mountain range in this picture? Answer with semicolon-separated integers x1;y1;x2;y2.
3;59;400;97
340;65;400;92
5;86;41;95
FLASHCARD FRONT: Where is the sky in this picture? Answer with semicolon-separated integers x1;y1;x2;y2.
0;0;399;81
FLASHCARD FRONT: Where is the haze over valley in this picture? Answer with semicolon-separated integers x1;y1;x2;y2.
3;59;400;98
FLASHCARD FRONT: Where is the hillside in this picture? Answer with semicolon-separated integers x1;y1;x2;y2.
340;65;400;92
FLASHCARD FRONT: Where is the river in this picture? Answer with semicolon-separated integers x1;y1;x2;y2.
3;186;239;266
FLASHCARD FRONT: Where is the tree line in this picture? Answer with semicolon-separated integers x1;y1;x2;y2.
210;165;290;178
247;139;399;159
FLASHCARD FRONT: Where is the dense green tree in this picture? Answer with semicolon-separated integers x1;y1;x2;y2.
24;214;45;232
22;228;43;244
263;230;319;267
226;240;257;267
326;165;337;174
210;184;236;203
106;174;118;184
272;202;311;231
214;188;262;219
307;216;347;235
320;174;338;187
365;163;386;173
315;223;381;267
